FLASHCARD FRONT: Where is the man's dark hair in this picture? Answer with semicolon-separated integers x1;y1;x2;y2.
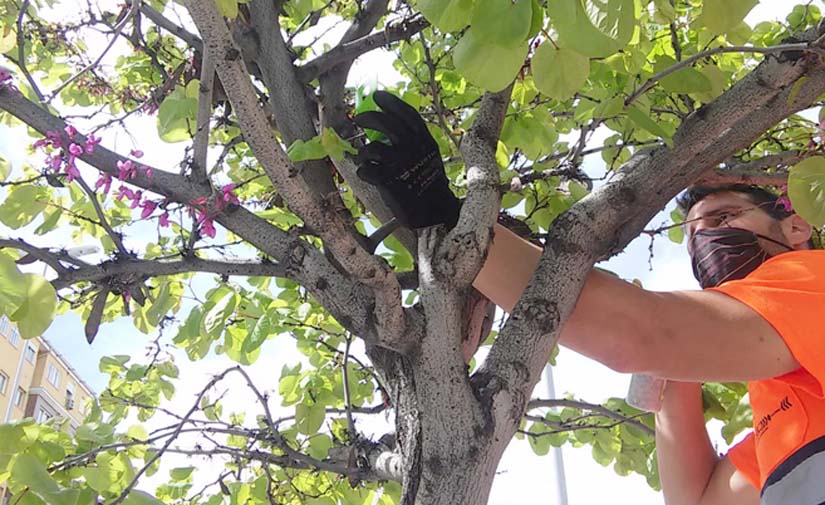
675;184;792;220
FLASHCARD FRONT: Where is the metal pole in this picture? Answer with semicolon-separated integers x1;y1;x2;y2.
543;364;570;505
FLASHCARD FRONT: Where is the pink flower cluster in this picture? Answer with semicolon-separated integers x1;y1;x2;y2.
188;184;239;238
34;127;241;238
0;67;11;89
777;184;793;213
33;126;96;183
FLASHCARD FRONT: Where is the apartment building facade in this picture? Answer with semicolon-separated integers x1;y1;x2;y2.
0;315;95;429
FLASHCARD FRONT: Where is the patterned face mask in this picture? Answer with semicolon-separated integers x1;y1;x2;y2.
689;227;792;288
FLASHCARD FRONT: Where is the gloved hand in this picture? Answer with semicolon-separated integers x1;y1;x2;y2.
354;91;461;230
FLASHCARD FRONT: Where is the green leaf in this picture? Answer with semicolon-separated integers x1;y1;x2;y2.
453;28;528;92
0;25;16;53
0;184;48;228
216;0;239;18
295;401;325;435
10;274;56;339
243;312;272;353
548;0;637;58
170;466;195;481
415;0;475;32
532;44;590;101
627;106;672;146
655;56;712;94
122;490;166;505
0;254;27;317
287;136;328;162
470;0;532;47
11;454;78;505
320;128;357;161
788;157;825;227
0;154;10;182
696;0;758;35
156;81;199;143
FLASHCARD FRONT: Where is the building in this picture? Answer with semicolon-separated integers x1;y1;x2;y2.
0;315;97;505
0;314;95;429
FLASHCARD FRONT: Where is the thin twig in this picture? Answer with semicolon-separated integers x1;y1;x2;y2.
526;398;654;436
341;332;357;440
110;367;236;505
193;46;215;183
16;0;45;103
625;43;813;106
74;176;128;255
48;0;141;103
421;35;460;152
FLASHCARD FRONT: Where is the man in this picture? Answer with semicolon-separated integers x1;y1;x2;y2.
354;92;825;504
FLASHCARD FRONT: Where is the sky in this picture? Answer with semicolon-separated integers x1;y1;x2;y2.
0;0;818;504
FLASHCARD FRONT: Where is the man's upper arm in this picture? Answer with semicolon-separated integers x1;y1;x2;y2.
700;455;759;505
641;289;799;382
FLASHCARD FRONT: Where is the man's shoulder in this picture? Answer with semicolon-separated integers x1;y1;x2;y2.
759;249;825;274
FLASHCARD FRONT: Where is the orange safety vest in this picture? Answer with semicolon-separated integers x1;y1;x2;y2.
710;250;825;501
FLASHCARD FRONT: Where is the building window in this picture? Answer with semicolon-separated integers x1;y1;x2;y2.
47;364;61;388
7;325;20;348
36;408;53;423
13;387;25;407
24;343;36;363
0;372;7;395
0;315;9;336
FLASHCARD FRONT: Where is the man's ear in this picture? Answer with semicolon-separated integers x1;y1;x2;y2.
783;214;813;249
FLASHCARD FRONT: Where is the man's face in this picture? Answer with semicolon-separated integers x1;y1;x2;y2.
685;191;790;257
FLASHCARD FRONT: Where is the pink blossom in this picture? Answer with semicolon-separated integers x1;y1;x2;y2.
117;159;136;180
777;196;793;212
190;197;208;208
46;155;62;172
220;184;240;205
34;131;62;150
122;291;132;305
95;173;113;195
130;190;143;209
130;149;144;158
85;133;101;153
159;211;170;228
0;67;11;87
68;143;83;156
140;199;157;219
142;165;153;183
64;125;77;138
117;185;136;201
194;209;208;225
64;158;80;183
201;218;216;238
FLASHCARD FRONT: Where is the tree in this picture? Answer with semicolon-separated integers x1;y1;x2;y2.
1;0;825;504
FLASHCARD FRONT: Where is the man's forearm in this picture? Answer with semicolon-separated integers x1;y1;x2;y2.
473;223;655;372
656;381;719;505
473;223;543;313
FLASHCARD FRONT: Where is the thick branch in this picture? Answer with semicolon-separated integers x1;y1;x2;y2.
139;3;203;52
526;398;654;436
480;26;825;448
297;15;429;82
697;150;822;186
192;46;215;183
184;0;407;352
246;0;337;198
52;256;287;290
0;86;377;340
439;86;512;288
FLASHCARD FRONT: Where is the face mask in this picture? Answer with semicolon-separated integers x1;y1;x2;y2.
689;227;793;288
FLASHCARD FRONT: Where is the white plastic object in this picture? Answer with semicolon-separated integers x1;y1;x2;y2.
626;374;667;412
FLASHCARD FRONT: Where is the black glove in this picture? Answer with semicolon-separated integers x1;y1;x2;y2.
354;91;461;230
